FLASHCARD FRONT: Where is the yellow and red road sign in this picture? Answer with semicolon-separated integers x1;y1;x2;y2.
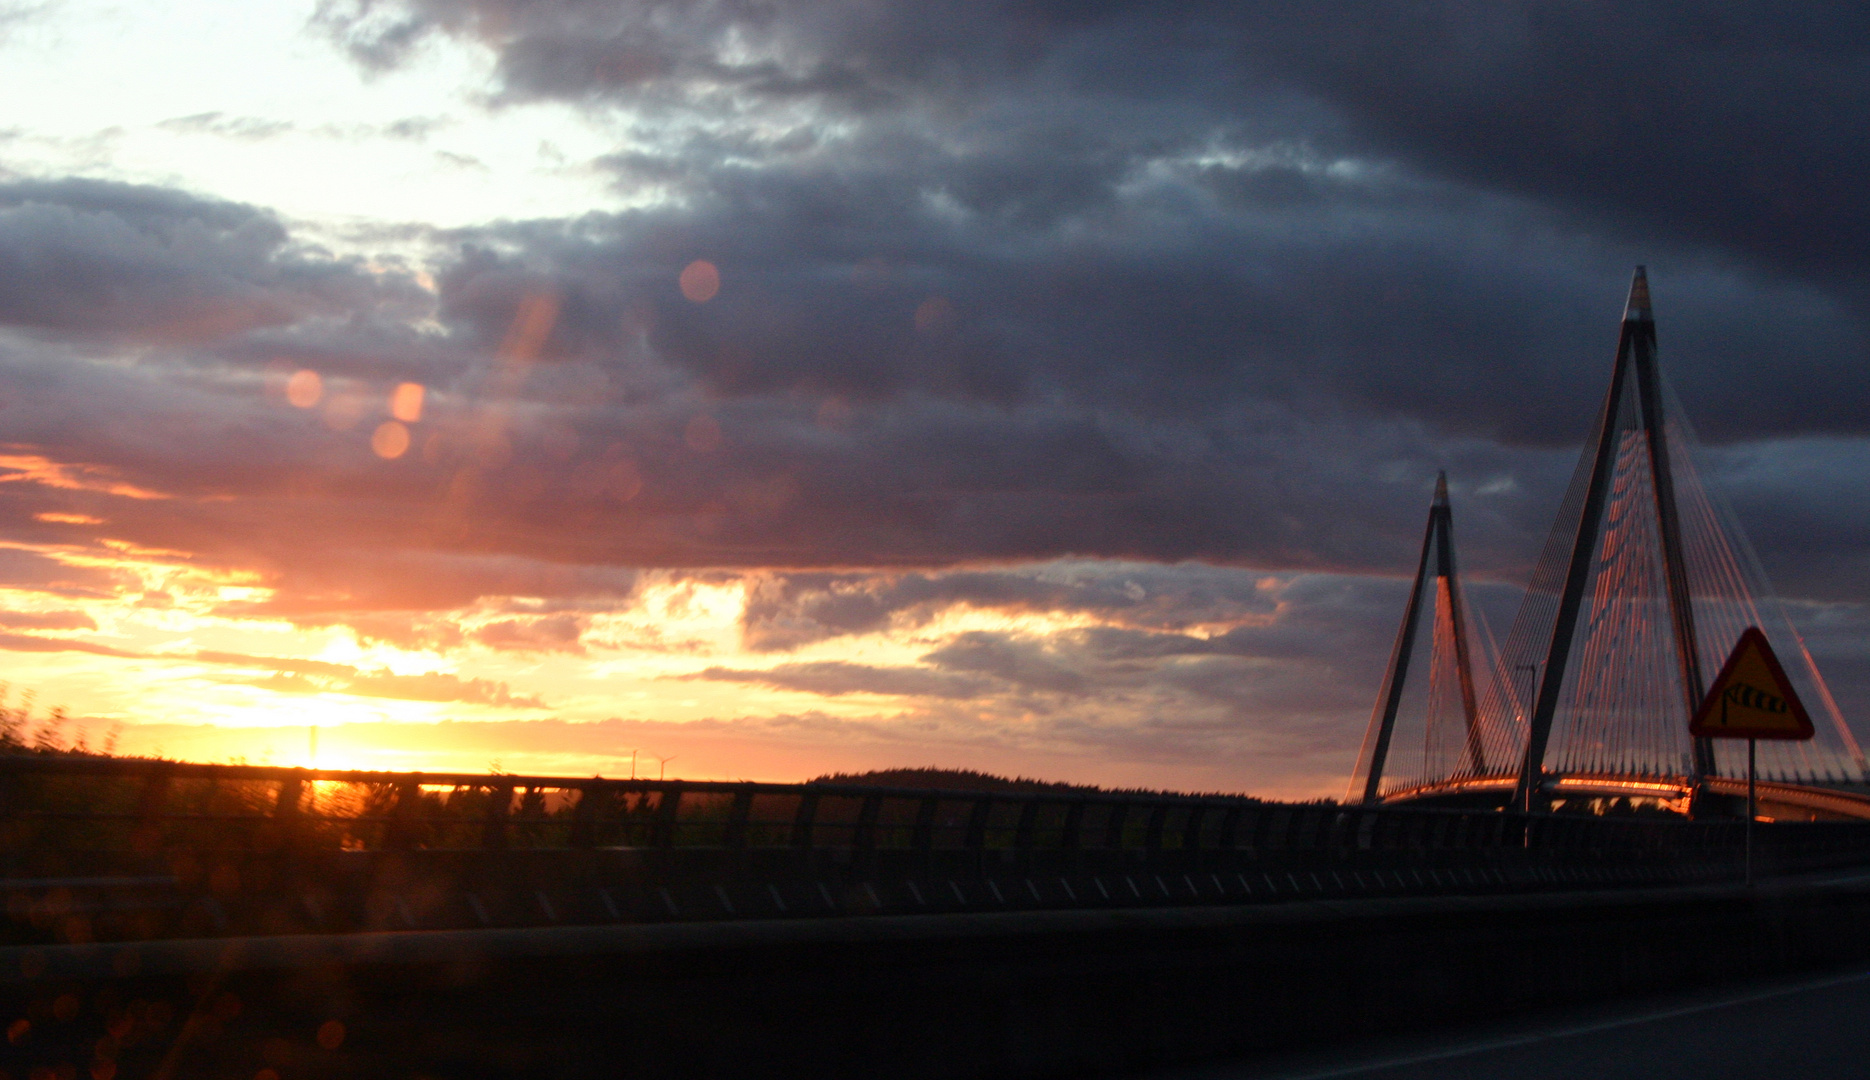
1689;627;1815;741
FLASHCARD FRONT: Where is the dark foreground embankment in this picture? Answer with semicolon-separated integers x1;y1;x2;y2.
6;869;1870;1079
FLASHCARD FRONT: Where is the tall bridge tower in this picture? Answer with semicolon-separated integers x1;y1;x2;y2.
1354;269;1870;813
1514;267;1712;809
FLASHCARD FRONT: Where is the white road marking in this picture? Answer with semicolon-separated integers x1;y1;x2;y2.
1254;965;1870;1079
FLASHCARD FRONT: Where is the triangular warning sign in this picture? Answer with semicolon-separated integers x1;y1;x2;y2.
1689;627;1815;741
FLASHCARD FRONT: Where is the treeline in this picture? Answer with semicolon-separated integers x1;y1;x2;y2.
810;767;1313;804
0;683;121;756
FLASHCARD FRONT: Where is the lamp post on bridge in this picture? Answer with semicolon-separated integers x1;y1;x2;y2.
1515;663;1540;815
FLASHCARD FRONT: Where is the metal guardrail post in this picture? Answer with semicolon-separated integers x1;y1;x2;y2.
273;773;303;819
854;793;882;853
482;785;513;850
1295;805;1325;850
724;788;754;850
793;790;819;851
569;783;600;849
1264;806;1292;852
269;771;304;851
1181;804;1208;852
964;797;991;850
652;784;683;850
1355;809;1379;852
384;778;422;851
132;761;175;852
1060;799;1085;850
1103;802;1128;850
911;795;938;852
1217;805;1243;851
1142;803;1166;852
1325;809;1351;855
1236;805;1263;854
1014;799;1039;851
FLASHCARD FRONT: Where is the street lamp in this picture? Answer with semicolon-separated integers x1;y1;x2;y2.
1515;663;1541;814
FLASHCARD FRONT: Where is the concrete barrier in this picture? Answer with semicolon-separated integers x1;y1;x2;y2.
6;870;1870;1078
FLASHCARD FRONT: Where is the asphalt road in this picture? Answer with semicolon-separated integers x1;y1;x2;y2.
1158;965;1870;1080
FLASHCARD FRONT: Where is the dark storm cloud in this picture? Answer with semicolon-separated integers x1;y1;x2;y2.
332;0;1870;285
1700;439;1870;603
739;562;1283;651
1238;4;1870;284
0;0;1858;715
921;632;1090;696
0;178;424;340
6;0;1863;616
322;0;1870;445
689;568;1402;724
683;661;990;699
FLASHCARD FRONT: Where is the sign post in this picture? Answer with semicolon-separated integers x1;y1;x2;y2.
1689;627;1815;886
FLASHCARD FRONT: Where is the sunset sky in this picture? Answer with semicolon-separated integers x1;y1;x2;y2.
1;1;1868;797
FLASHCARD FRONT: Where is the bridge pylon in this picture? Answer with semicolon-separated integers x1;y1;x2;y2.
1512;267;1714;810
1349;472;1488;804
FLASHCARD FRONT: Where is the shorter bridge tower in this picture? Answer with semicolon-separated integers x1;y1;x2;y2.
1349;473;1506;804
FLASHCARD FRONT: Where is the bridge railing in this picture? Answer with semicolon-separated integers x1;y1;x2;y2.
0;753;1861;865
0;754;1297;856
0;753;1867;941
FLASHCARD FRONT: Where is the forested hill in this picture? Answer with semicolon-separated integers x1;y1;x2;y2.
809;767;1282;803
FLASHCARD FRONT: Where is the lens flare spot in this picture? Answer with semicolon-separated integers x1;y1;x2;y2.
372;421;411;459
316;1020;345;1050
679;260;720;303
500;293;560;363
390;383;425;423
285;370;323;408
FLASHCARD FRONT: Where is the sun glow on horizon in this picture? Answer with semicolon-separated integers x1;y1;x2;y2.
0;494;1349;792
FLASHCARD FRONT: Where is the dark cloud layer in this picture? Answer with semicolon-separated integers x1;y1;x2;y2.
684;661;990;700
0;178;421;340
321;0;1870;436
5;4;1866;605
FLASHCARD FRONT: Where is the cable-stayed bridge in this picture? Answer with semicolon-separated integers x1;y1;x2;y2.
4;272;1870;1077
1351;268;1870;819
